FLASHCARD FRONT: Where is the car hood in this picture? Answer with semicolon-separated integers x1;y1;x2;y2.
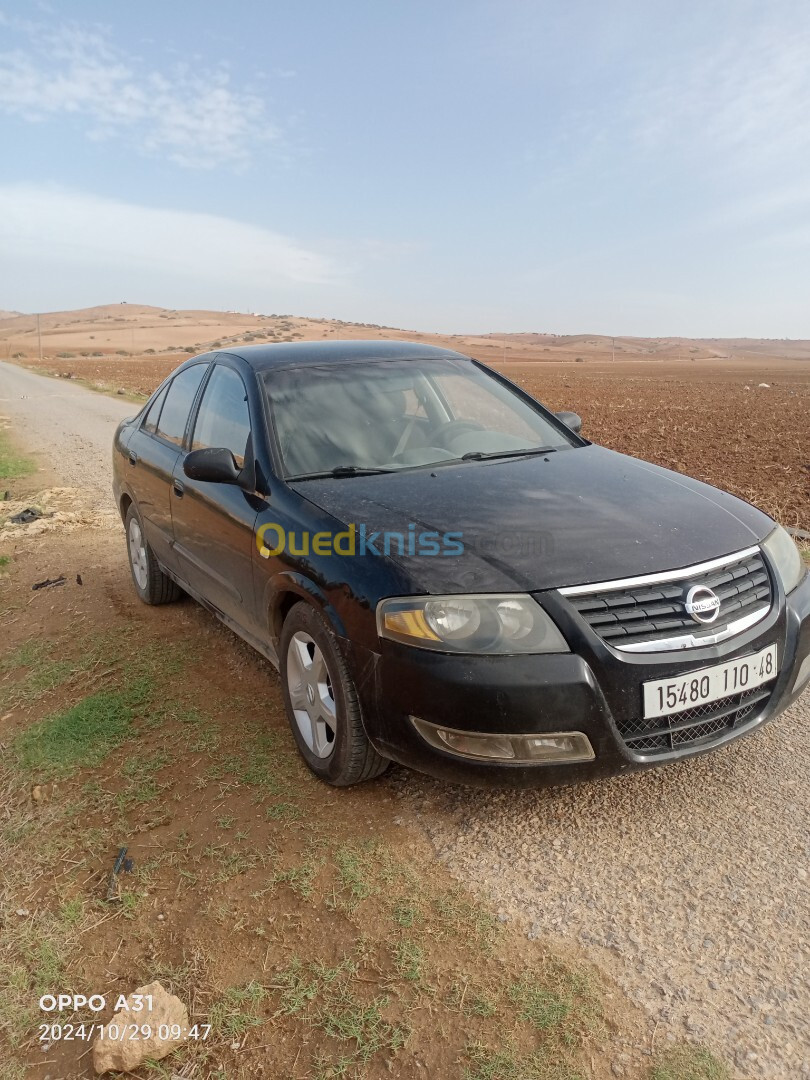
292;445;774;593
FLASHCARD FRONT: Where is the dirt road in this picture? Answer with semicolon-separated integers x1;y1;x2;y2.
0;361;134;500
2;365;808;1078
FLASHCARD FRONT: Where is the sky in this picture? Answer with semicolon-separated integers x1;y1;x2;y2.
1;0;809;336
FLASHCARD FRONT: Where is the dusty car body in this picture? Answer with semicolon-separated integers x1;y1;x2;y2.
113;340;810;787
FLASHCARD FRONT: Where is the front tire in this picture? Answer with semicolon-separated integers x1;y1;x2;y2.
280;602;389;786
125;505;181;605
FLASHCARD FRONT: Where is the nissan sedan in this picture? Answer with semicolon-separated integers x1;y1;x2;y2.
112;341;810;787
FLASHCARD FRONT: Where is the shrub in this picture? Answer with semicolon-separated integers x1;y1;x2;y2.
57;352;75;358
11;351;24;358
183;347;195;353
115;350;129;356
144;348;156;354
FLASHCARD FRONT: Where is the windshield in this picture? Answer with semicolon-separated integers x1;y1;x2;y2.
264;356;576;478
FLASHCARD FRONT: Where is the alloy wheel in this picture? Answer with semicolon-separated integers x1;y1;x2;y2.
128;518;148;590
286;631;337;758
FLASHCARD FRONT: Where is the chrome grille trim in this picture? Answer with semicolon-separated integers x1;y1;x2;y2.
558;545;761;597
613;605;770;653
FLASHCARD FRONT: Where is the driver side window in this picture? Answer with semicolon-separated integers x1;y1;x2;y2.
191;365;252;468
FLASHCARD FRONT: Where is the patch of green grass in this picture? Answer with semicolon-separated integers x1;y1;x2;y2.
273;957;407;1074
434;885;499;952
463;1041;584;1080
271;854;321;898
60;897;84;927
115;750;170;809
0;899;95;1044
265;801;304;822
392;897;421;928
209;981;266;1038
391;938;423;983
508;974;572;1031
120;891;142;919
169;705;220;751
0;629;162;708
224;731;294;796
0;555;11;572
274;956;331;1015
0;639;77;703
0;429;35;480
12;685;150;778
331;842;377;912
505;964;603;1053
651;1046;731;1080
214;848;263;883
448;979;497;1018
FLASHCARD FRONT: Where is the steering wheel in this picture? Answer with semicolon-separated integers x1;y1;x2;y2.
431;419;485;448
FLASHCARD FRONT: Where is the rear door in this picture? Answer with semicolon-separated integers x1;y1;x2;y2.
125;363;208;570
170;361;262;635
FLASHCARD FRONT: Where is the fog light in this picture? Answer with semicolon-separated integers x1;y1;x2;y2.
410;717;594;763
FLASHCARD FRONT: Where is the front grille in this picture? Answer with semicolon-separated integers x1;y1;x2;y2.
618;684;772;754
567;550;772;648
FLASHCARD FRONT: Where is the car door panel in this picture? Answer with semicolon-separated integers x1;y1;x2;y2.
127;364;209;573
170;362;263;636
127;430;180;569
171;475;262;624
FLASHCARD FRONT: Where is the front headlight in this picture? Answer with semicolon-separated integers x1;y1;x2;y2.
762;525;806;595
377;593;569;654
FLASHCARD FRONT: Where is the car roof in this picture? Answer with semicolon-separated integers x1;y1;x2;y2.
214;338;473;371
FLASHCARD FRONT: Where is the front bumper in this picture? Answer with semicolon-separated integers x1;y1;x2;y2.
350;570;810;788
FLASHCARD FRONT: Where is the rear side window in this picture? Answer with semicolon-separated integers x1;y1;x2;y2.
191;365;251;468
142;384;169;435
156;365;207;447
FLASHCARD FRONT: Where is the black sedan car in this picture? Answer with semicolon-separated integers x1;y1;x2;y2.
112;341;810;787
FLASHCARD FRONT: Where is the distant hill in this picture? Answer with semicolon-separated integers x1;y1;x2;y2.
0;303;807;365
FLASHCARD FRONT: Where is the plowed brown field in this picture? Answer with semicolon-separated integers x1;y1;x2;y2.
506;362;810;531
16;351;810;531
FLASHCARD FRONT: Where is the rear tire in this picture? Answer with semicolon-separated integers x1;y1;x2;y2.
125;504;181;605
280;602;389;786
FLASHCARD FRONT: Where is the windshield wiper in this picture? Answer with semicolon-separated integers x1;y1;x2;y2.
288;465;397;480
460;446;559;462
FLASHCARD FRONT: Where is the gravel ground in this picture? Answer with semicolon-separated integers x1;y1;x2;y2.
398;694;810;1078
2;362;808;1078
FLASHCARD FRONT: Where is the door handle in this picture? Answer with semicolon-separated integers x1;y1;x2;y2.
173;479;184;498
128;451;138;466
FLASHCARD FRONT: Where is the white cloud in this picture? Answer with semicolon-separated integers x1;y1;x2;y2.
0;185;339;296
629;17;810;172
0;21;277;167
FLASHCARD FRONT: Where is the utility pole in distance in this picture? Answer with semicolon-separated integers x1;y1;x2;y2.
37;313;42;362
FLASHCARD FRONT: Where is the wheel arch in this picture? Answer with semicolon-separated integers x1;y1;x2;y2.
266;572;348;647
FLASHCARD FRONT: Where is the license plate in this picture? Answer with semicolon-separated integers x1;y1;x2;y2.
642;643;778;719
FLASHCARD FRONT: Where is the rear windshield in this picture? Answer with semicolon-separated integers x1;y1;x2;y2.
263;356;575;478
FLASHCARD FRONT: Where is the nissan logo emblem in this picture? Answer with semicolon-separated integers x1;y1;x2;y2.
684;585;721;624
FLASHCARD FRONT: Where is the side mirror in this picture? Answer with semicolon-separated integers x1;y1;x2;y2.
184;447;242;485
555;411;582;434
